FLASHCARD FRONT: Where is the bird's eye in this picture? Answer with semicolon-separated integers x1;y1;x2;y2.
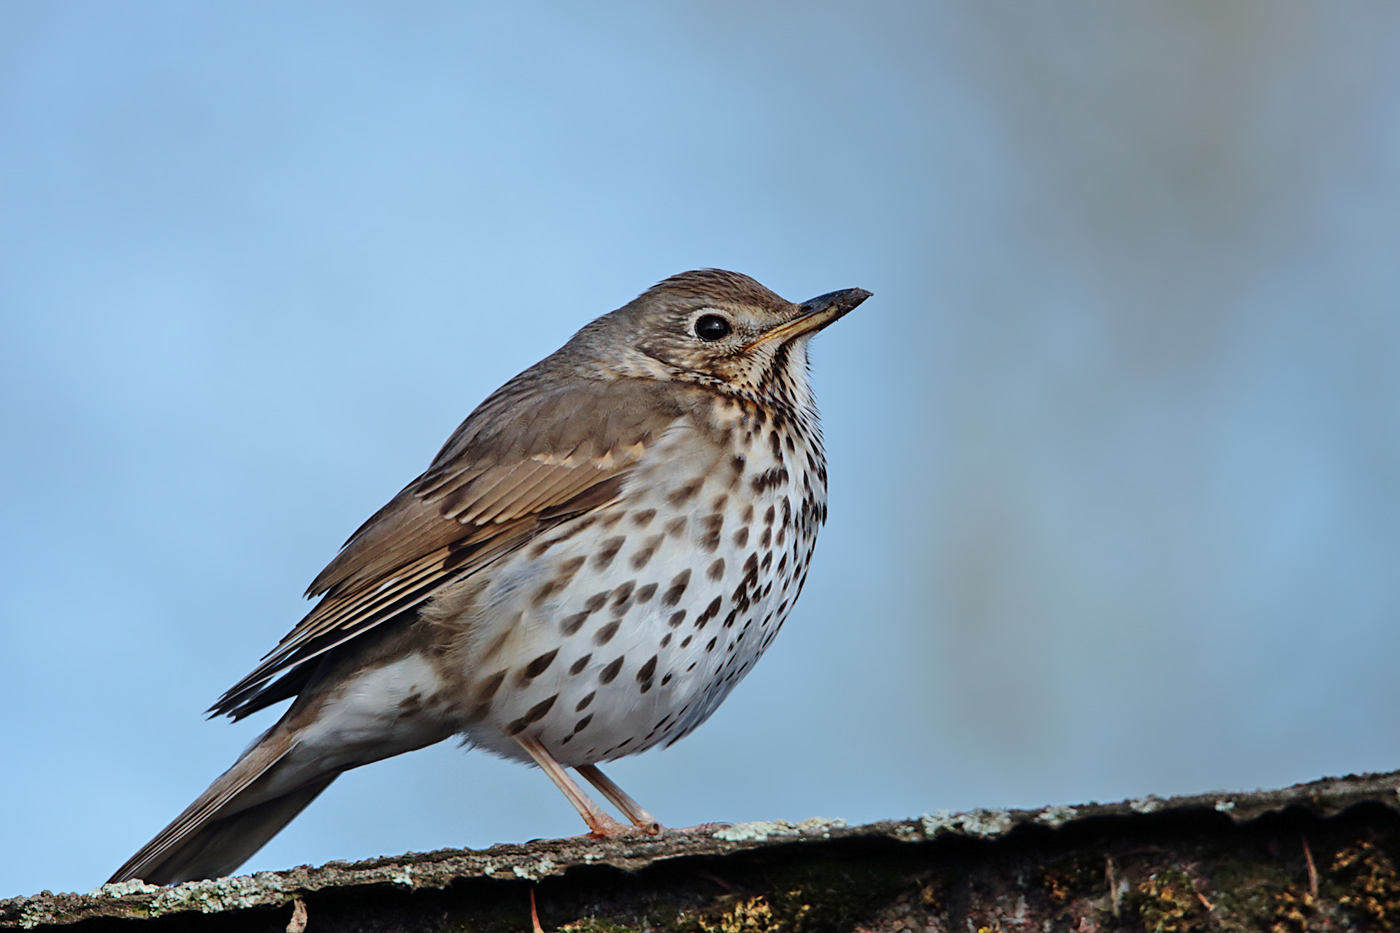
694;314;732;341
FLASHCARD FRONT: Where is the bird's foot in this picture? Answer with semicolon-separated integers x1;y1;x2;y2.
582;811;662;838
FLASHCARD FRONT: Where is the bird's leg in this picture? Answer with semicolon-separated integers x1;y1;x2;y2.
513;735;633;838
576;764;662;835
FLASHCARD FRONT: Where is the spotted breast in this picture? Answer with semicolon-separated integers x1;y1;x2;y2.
426;385;828;767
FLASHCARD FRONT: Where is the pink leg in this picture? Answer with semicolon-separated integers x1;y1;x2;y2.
576;764;662;835
513;735;632;838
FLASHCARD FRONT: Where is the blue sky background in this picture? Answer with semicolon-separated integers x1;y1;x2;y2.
3;2;1400;899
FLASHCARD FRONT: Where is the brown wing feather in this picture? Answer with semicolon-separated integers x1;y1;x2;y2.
210;377;690;719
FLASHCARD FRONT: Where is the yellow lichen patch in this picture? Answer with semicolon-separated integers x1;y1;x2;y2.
698;894;809;933
558;919;640;933
1039;854;1103;906
1269;888;1315;933
1331;839;1400;927
1135;869;1209;933
918;878;948;914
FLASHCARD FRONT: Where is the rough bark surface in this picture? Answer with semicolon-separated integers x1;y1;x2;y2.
6;770;1400;932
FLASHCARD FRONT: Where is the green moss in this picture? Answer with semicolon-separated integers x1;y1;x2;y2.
1192;845;1300;933
767;860;910;932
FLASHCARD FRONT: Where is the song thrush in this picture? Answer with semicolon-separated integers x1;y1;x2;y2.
110;269;871;885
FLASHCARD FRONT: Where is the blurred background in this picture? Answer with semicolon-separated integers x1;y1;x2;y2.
3;1;1399;899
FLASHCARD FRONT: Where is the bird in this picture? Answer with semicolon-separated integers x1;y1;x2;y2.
109;269;871;886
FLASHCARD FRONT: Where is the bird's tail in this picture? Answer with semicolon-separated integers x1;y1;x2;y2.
108;726;336;886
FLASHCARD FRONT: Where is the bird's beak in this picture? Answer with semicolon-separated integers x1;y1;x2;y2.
744;287;873;351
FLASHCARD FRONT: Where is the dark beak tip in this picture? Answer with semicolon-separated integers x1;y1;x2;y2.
802;286;873;316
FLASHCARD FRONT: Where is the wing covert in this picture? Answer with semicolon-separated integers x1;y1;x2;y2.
210;378;687;720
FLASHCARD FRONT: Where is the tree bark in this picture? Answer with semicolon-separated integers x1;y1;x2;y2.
6;770;1400;932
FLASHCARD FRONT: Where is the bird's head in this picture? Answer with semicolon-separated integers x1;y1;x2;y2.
571;269;870;407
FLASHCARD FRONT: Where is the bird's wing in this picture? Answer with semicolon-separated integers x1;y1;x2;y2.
210;377;689;719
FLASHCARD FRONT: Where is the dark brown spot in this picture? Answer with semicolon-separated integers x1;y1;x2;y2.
569;653;592;675
667;479;702;506
637;655;658;682
761;551;773;571
631;508;657;527
558;555;586;578
475;671;506;706
695;596;722;628
742;503;755;524
592;535;626;570
750;466;788;493
630;534;665;570
663;569;691;606
711;494;729;511
599;656;624;684
733;526;750;547
668;609;686;628
665;516;688;537
573;713;593;733
531;580;562;607
782;499;792;526
731;454;746;474
778;553;788;574
661;632;672;647
680;635;692;648
584;591;609;613
760;527;772;548
600;511;626;529
594;620;621;645
397;692;423;717
506;694;557;735
744;552;759;573
636;582;658;603
560;612;588;635
700;513;723;551
519;648;558;681
764;505;776;526
769;430;782;457
723;608;739;628
611;581;636;610
706;637;717;652
661;672;673;686
707;557;726;581
576;691;595;711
